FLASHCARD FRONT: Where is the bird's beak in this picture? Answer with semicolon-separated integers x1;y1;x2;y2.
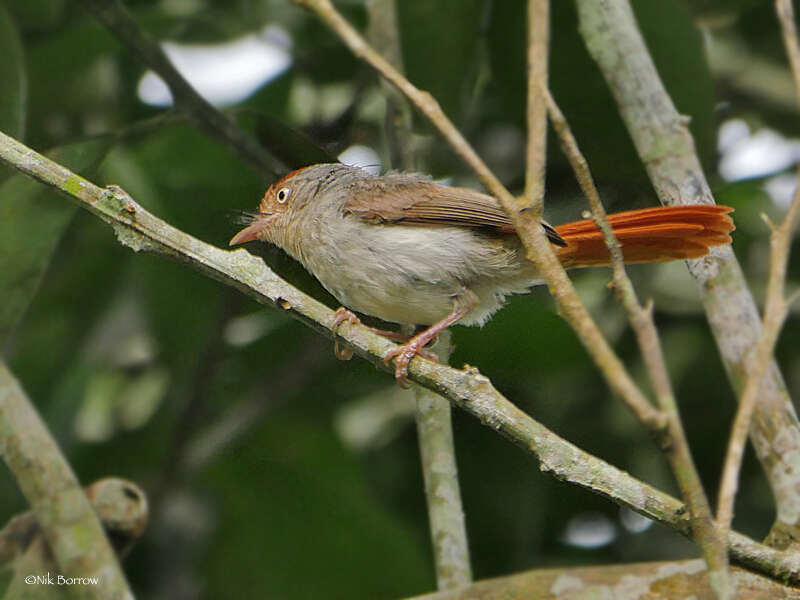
229;220;268;246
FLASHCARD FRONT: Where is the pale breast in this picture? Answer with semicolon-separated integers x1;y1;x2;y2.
293;211;539;326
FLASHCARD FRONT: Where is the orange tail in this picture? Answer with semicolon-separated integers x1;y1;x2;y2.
554;205;734;269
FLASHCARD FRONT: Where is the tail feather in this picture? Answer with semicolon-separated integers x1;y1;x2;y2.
554;205;734;268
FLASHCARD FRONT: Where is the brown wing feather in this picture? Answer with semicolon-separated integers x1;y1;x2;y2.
343;179;566;245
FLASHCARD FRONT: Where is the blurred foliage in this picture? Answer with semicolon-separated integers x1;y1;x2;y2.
0;0;798;598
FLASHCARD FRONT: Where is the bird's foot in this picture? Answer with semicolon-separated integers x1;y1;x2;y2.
383;296;474;387
331;307;415;361
383;339;439;389
331;307;360;360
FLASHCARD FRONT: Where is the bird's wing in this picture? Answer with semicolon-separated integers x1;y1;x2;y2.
342;179;567;246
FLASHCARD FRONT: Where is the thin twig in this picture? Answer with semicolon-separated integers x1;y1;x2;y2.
574;0;800;547
515;0;550;575
542;89;627;276
776;0;800;97
717;0;800;552
523;0;549;215
0;360;133;600
78;0;283;181
543;87;727;591
290;0;666;439
0;129;797;584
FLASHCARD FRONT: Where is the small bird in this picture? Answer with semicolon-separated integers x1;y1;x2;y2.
231;163;734;384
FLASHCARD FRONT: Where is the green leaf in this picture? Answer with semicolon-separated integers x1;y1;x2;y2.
0;136;113;345
0;3;26;140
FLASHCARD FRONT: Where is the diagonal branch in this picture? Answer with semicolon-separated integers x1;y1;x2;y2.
1;125;797;587
0;360;133;600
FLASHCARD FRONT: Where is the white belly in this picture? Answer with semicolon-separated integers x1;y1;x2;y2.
294;216;539;326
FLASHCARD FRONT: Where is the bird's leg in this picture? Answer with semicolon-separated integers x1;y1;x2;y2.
384;291;478;387
331;307;412;361
369;328;413;342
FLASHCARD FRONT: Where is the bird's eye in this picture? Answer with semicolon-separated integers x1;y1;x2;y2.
276;187;291;204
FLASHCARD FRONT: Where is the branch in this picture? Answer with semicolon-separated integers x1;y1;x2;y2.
0;360;133;600
523;0;549;214
543;87;729;594
77;0;283;180
407;559;800;600
718;0;800;550
412;331;472;589
0;130;797;586
574;0;800;549
514;0;551;574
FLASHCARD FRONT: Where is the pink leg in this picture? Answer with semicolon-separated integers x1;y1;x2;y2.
383;295;476;387
331;307;412;361
367;328;412;343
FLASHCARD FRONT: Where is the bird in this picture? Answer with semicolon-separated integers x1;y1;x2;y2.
230;163;734;384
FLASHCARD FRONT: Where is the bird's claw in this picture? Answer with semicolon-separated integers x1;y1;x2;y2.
334;343;354;361
333;307;440;383
332;307;360;361
383;342;439;388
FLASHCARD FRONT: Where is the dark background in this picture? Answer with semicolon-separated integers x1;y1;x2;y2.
0;0;796;598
